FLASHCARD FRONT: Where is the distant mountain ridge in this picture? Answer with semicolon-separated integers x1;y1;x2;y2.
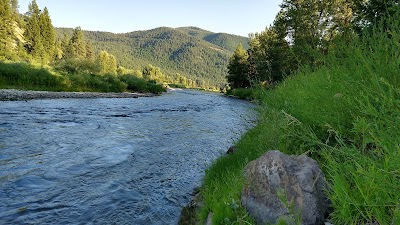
55;27;249;86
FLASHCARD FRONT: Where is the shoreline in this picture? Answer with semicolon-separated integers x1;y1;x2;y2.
0;89;158;101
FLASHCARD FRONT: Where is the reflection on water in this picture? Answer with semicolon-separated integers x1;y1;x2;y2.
0;90;255;224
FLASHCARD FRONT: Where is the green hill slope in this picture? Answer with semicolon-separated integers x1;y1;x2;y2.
176;27;249;52
55;27;248;86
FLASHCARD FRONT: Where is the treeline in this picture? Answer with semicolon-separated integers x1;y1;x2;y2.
0;0;116;74
227;0;400;89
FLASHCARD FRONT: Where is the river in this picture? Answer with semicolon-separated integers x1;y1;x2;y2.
0;90;255;224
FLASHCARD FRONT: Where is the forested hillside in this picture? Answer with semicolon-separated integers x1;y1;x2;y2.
55;27;249;87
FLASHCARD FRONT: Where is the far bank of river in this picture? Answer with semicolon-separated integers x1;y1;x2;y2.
0;89;157;101
0;89;256;224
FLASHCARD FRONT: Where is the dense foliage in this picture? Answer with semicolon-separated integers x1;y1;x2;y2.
226;0;400;89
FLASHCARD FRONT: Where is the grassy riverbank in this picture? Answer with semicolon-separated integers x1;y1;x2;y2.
198;23;400;224
0;61;166;94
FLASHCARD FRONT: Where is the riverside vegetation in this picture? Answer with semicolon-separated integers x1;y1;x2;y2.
197;1;400;225
0;0;166;94
1;0;248;92
0;61;165;93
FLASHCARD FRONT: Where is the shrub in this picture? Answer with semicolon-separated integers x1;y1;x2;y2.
119;74;166;94
53;58;99;74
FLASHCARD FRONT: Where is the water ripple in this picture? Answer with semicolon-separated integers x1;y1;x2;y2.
0;90;255;224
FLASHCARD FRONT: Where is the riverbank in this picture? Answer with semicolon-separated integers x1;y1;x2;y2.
195;23;400;224
0;61;166;95
0;89;157;101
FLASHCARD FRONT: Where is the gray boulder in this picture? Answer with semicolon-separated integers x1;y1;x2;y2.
241;150;329;225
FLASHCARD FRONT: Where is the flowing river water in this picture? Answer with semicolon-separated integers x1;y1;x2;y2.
0;90;255;225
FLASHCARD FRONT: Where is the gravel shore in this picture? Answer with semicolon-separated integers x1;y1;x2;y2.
0;89;157;101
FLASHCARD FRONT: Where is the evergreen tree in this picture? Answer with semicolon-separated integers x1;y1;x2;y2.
54;38;62;59
60;33;69;58
0;0;14;58
66;27;86;58
10;0;19;20
39;7;55;63
226;44;249;89
85;40;93;59
24;0;43;59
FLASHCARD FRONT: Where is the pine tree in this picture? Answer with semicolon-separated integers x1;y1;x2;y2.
227;44;249;89
0;0;11;57
85;40;93;59
60;33;69;58
54;38;62;59
25;0;43;60
66;27;86;58
39;7;55;63
10;0;19;20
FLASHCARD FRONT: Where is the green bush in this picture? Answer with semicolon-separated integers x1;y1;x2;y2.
119;74;166;94
53;58;99;74
67;73;127;92
0;61;65;90
0;61;165;94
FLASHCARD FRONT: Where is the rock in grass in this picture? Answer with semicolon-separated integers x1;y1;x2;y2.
241;150;330;225
226;146;236;154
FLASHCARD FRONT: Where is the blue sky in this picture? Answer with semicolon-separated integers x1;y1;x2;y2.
19;0;282;37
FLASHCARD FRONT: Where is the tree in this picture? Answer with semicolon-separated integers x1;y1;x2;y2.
0;0;14;58
248;26;294;84
39;7;55;63
10;0;19;21
66;27;86;59
60;33;69;58
24;0;43;59
97;50;117;74
142;64;165;83
226;44;249;89
352;0;399;31
54;38;62;59
275;0;357;68
85;40;93;59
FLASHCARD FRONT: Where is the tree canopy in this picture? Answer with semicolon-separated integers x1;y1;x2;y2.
226;0;400;89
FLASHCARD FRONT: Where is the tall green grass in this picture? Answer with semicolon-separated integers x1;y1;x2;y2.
0;62;65;91
199;20;400;224
120;74;166;94
0;61;165;94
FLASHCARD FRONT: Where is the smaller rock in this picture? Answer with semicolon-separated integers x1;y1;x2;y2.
226;146;236;154
205;212;213;225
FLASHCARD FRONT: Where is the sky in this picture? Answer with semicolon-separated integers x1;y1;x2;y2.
18;0;282;37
